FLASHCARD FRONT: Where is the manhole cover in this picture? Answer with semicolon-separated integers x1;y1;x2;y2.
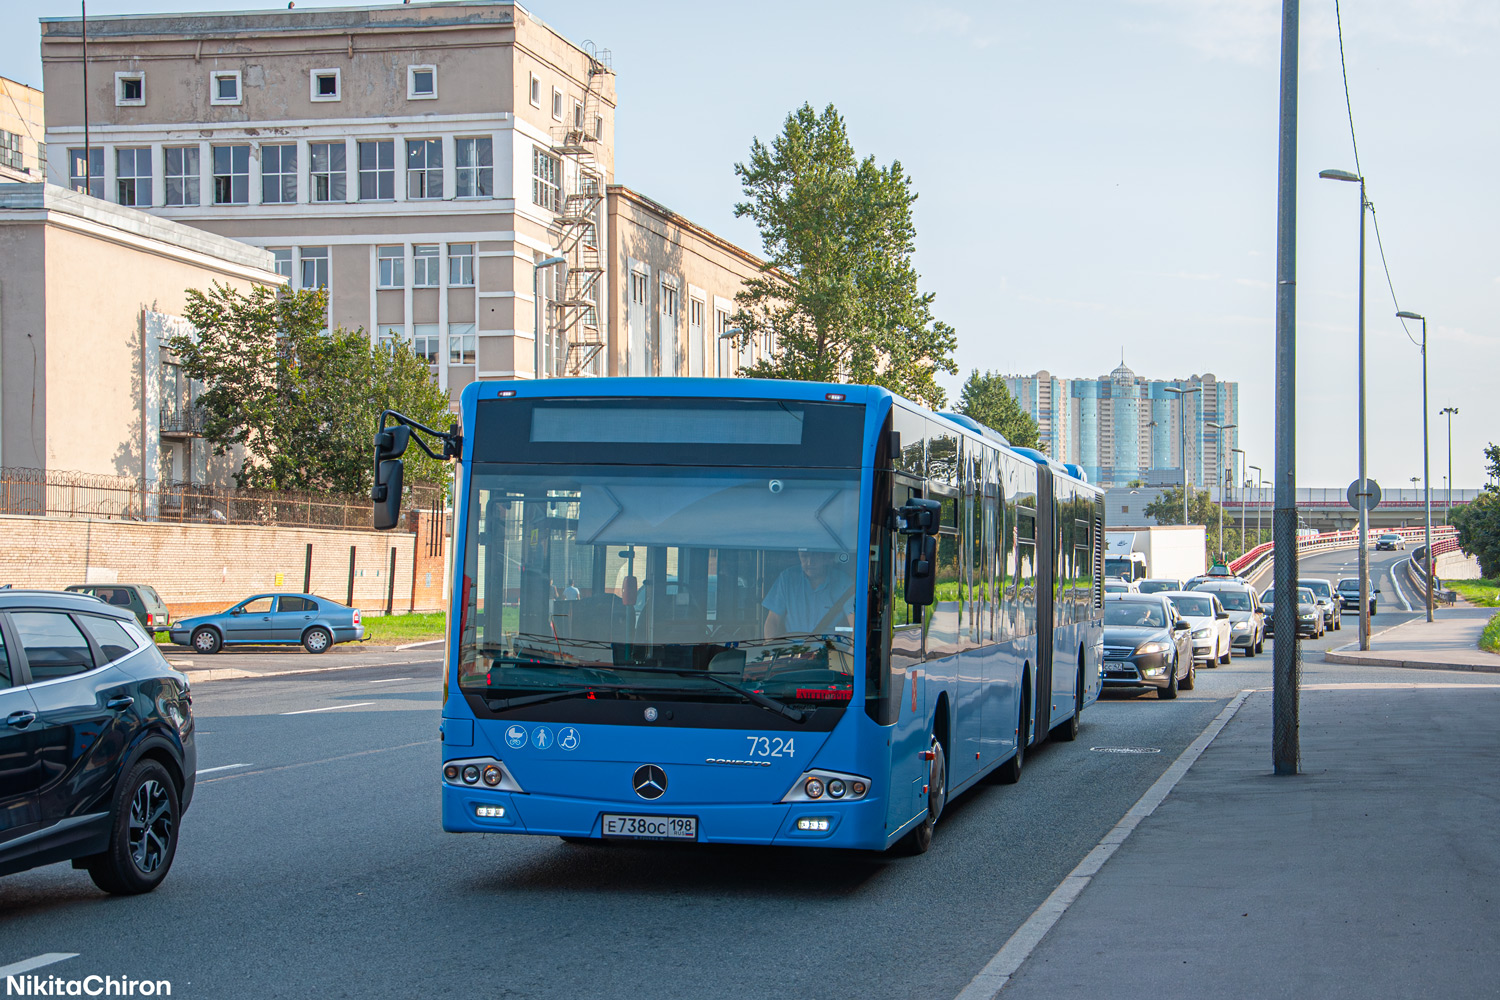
1090;746;1162;754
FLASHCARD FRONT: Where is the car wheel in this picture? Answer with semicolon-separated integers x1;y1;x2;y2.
1247;634;1258;657
191;627;221;655
84;759;180;895
302;626;333;654
1180;658;1196;691
1159;658;1179;700
898;732;947;855
1219;638;1231;665
996;689;1028;785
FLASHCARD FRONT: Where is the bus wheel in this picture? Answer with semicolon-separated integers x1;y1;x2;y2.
900;733;946;855
1052;666;1083;742
996;691;1028;785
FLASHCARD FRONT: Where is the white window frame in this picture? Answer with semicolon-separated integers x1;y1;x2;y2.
552;87;563;121
209;70;242;106
377;246;405;289
531;146;560;212
299;246;330;290
448;323;477;366
269;248;293;282
261;142;297;205
529;73;541;108
405;138;442;200
412;324;442;366
164;146;199;206
412;244;441;288
573;99;584;131
447;243;475;287
115;147;152;207
308;141;346;202
454;137;493;199
115;71;145;107
407;64;437;100
310;68;342;103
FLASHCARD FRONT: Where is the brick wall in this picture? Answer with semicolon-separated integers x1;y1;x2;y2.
0;514;447;616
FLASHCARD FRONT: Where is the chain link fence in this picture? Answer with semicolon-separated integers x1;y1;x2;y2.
0;466;440;532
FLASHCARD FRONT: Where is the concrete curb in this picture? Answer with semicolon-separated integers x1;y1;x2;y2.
1321;650;1500;674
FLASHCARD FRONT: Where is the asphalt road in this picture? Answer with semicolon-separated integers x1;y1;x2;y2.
1;545;1473;999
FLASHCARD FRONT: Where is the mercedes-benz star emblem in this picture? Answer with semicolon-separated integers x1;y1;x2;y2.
644;707;659;722
632;764;668;800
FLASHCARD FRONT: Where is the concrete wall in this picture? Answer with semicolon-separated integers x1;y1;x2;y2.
0;514;446;616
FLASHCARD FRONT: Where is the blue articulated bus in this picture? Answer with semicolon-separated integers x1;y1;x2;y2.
372;378;1104;854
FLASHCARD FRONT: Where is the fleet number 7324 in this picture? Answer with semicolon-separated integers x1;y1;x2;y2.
746;737;794;758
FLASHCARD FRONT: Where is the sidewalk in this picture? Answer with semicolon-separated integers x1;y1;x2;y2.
994;681;1500;999
1323;605;1499;672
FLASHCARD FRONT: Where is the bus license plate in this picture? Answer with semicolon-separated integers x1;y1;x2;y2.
602;814;698;841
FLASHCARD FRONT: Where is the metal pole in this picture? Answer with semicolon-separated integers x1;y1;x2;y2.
1422;318;1432;622
1181;401;1188;524
1271;0;1300;775
1441;407;1457;525
82;0;90;195
1356;181;1371;651
533;263;545;380
1251;464;1262;551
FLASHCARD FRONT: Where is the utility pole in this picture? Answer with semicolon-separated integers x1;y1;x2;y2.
1250;464;1263;549
1232;447;1246;554
1440;406;1458;525
1397;310;1433;623
1165;385;1202;525
1271;0;1300;775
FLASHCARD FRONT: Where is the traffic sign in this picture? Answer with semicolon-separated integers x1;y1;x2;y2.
1347;478;1382;510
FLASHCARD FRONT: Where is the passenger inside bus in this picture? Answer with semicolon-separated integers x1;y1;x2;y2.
763;549;856;638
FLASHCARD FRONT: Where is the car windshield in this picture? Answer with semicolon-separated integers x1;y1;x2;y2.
1301;581;1332;599
1213;590;1253;611
1338;580;1359;592
1169;595;1214;617
1137;580;1176;593
458;465;860;711
1104;603;1166;628
1261;589;1274;604
1381;534;1400;541
1298;588;1316;604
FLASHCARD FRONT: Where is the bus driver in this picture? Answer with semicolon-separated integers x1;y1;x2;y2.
763;549;856;639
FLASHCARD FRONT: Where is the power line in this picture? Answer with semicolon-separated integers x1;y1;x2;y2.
1333;0;1421;348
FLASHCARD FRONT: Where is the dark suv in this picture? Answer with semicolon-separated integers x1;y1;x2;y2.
1;590;195;894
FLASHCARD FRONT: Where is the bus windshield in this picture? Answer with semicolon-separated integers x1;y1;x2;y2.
458;466;861;714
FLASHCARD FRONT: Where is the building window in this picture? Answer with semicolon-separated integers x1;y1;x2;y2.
311;69;341;102
660;281;679;319
358;139;394;201
631;271;648;304
531;147;560;212
261;143;296;204
454;137;492;198
269;248;293;281
690;298;704;329
209;70;241;106
164;146;199;206
406;138;442;199
412;324;441;365
299;247;329;290
449;323;477;365
529;74;541;108
377;246;404;289
595;115;604;141
448;244;474;287
573;100;584;130
309;141;346;202
413;244;440;287
68;147;103;198
211;144;250;204
115;72;145;106
0;131;21;171
408;65;436;99
552;88;564;121
114;147;152;207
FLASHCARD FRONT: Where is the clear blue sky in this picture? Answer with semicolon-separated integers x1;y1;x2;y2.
7;1;1497;489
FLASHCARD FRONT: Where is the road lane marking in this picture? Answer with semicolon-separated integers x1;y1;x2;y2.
366;677;414;684
195;763;252;775
280;702;375;716
954;689;1254;1000
0;954;79;977
196;739;436;784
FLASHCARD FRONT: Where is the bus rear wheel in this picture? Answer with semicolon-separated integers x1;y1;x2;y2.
996;690;1028;785
1052;665;1083;742
899;734;946;856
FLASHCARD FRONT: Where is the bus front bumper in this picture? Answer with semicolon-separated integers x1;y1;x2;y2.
441;784;890;850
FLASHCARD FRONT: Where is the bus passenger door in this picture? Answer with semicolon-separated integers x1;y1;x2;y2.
888;479;930;837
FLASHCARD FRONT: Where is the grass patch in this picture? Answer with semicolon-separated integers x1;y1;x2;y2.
361;611;447;645
1450;578;1500;608
1481;611;1500;655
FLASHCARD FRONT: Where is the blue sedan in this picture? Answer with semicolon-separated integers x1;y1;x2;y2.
168;593;365;654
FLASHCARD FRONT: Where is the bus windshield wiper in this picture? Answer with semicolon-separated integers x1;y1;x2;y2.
484;682;635;710
600;665;806;723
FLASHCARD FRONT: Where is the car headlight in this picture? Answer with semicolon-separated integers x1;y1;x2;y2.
1300;612;1315;620
1135;641;1168;655
1232;621;1250;631
1191;627;1212;639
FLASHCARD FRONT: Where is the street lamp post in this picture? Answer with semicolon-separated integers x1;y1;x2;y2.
1208;421;1236;563
1440;406;1458;525
716;326;743;377
1232;447;1247;555
1396;310;1433;623
531;255;568;379
1250;464;1263;549
1164;385;1203;525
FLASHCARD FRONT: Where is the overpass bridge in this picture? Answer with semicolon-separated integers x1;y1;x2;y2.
1207;487;1477;532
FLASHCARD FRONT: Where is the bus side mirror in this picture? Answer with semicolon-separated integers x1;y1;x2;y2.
905;534;938;607
372;425;411;531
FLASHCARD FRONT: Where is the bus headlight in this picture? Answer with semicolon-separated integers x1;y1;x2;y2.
443;757;525;792
782;769;871;803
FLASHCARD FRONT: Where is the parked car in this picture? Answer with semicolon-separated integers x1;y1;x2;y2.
1103;577;1138;594
1136;578;1186;595
1101;593;1195;699
1375;533;1406;551
1192;580;1265;657
1299;578;1341;631
1165;591;1233;666
1336;577;1380;616
63;583;171;633
1261;586;1324;638
168;593;364;654
0;589;195;893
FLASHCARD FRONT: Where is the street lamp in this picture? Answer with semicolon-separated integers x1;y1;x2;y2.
716;326;743;377
1250;464;1263;549
1208;421;1236;563
1321;166;1374;649
1232;447;1247;555
1396;309;1433;623
1163;385;1202;525
1440;406;1458;524
531;255;567;379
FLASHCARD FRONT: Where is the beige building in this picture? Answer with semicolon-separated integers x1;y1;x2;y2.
40;1;621;396
0;182;282;489
0;76;46;183
606;185;769;378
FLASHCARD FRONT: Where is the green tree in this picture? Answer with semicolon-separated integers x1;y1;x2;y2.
956;370;1039;450
169;283;452;494
1452;443;1500;577
730;103;957;407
